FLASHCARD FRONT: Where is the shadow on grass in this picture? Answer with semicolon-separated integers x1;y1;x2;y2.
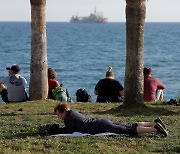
36;112;55;116
170;147;180;153
0;113;25;117
4;131;163;140
4;132;39;139
153;146;180;153
91;104;180;117
0;112;55;117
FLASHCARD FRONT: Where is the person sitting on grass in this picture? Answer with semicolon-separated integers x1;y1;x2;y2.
48;68;61;99
54;103;168;137
94;66;124;102
48;68;72;102
0;64;27;103
144;67;166;102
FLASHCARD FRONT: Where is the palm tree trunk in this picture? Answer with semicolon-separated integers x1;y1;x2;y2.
29;0;48;100
123;0;146;107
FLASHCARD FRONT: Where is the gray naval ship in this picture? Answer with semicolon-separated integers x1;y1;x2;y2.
70;8;108;24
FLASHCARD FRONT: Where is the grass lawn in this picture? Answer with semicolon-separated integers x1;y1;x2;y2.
0;100;180;153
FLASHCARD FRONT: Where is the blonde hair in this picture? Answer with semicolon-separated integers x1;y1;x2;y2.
106;66;114;77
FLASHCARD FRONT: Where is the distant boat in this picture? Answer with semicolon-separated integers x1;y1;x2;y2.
70;8;108;24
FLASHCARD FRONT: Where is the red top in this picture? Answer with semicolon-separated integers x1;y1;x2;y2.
144;75;166;102
48;78;60;90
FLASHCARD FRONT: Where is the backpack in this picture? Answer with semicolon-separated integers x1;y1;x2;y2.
76;88;91;102
52;87;68;102
38;124;60;135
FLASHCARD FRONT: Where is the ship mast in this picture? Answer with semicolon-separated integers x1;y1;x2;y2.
94;7;97;14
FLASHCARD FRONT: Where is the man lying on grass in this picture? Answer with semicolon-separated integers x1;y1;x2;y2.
54;103;168;137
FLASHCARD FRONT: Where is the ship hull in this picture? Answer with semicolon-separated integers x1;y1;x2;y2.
70;8;108;24
70;20;108;24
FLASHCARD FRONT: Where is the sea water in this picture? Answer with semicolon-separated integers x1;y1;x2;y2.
0;22;179;103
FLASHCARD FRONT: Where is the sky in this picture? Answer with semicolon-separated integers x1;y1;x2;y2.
0;0;179;22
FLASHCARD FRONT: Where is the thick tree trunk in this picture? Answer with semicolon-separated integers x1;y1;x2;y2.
29;0;48;100
123;0;146;107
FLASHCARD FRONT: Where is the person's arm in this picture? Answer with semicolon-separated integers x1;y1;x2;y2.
0;82;4;91
56;80;60;87
55;127;67;134
55;122;74;134
0;77;8;87
62;112;75;133
0;78;6;91
117;81;124;96
94;80;101;95
21;77;27;88
119;90;124;97
94;89;98;95
156;79;166;90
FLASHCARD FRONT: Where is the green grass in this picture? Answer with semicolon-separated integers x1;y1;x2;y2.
0;100;180;153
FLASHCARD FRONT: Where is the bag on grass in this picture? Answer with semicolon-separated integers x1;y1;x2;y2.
167;99;179;106
76;88;91;102
38;124;60;135
52;87;68;102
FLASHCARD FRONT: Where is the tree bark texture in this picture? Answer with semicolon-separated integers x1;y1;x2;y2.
29;0;48;100
124;0;146;107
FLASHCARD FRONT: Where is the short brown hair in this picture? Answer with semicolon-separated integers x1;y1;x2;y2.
48;68;57;79
54;103;70;113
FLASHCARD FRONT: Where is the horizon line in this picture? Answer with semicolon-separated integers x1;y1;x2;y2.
0;21;180;23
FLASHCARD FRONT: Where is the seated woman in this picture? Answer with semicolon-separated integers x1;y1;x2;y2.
48;68;71;102
94;66;124;102
54;103;168;137
48;68;60;99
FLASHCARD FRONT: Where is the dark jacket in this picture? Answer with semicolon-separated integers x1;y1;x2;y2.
59;110;100;134
95;78;124;102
